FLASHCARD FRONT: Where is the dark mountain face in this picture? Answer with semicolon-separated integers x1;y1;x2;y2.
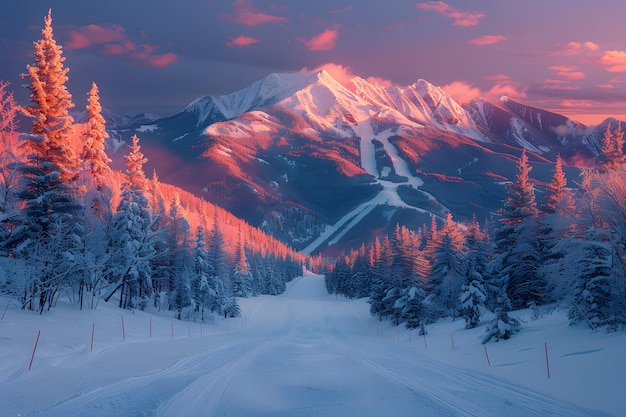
104;71;612;255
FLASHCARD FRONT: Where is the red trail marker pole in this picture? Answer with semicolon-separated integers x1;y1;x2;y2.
483;344;491;367
90;323;95;352
28;330;41;371
1;300;10;320
545;342;551;379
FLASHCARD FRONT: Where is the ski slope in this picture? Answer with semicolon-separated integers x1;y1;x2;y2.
302;116;441;254
0;273;621;416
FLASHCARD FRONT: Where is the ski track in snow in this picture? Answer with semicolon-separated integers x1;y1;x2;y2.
7;274;614;417
303;112;444;254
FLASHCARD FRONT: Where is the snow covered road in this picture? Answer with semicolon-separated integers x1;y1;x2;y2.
2;273;613;417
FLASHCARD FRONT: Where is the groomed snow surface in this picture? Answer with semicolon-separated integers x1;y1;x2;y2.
0;273;622;417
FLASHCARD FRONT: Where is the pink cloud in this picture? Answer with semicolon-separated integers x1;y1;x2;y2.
568;41;599;52
561;99;594;108
65;23;178;68
65;24;126;50
221;0;288;26
557;41;600;56
442;81;481;103
300;63;392;90
546;65;586;83
416;1;484;27
468;35;506;46
365;76;392;87
226;35;261;48
600;50;626;72
301;63;354;86
556;71;586;80
141;53;178;68
484;74;527;100
300;28;339;51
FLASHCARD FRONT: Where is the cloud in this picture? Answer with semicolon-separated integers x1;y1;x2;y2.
64;23;178;68
557;41;600;56
300;28;339;51
600;50;626;72
555;71;586;80
538;66;586;92
467;35;506;46
568;41;599;52
300;63;392;90
226;35;261;48
484;74;527;100
416;1;485;27
142;53;178;68
441;75;527;104
561;99;594;108
442;81;481;103
301;63;354;87
65;24;126;50
221;0;288;26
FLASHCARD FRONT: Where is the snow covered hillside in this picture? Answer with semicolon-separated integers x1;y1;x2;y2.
0;273;621;416
112;69;605;254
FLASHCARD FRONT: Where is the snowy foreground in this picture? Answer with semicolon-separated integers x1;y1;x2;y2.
0;274;623;417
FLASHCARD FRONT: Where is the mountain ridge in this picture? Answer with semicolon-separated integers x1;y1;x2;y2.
102;70;617;255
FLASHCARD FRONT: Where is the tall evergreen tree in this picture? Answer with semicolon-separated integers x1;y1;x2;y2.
21;9;78;184
9;10;84;312
81;82;111;188
0;81;19;249
106;135;155;309
491;149;545;310
598;123;625;172
428;212;466;317
232;226;254;297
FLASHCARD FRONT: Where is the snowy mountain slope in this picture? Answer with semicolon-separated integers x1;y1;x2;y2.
0;274;621;416
104;70;615;254
466;97;593;161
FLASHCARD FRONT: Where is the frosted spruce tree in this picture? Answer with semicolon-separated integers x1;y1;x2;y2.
10;10;84;312
490;149;545;310
106;135;156;309
428;212;466;317
232;226;254;297
167;193;193;318
78;81;114;310
81;82;112;190
0;81;19;250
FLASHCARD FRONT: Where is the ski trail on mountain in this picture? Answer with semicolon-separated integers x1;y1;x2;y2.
302;111;444;254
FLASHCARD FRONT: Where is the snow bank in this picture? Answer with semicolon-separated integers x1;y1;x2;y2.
0;274;621;416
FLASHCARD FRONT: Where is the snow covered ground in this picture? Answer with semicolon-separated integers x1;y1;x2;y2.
0;273;622;416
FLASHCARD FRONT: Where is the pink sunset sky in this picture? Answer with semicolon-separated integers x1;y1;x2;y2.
1;0;626;124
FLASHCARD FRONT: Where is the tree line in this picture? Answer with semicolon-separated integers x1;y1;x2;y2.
0;10;305;320
326;129;626;341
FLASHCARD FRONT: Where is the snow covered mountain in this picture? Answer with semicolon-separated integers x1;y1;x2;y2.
106;70;612;255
